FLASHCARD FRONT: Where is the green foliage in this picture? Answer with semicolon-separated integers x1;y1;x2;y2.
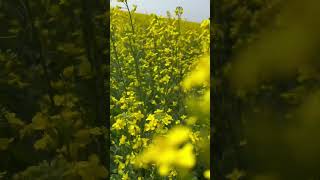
13;155;107;180
0;0;107;179
214;0;320;179
0;138;14;151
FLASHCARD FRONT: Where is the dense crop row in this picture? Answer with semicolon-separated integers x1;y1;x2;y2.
110;2;210;179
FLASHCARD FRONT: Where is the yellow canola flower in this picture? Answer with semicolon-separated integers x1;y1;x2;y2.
160;74;171;83
122;173;129;180
132;111;144;120
119;135;126;146
118;162;125;174
154;109;164;114
166;126;190;146
204;169;210;179
189;131;201;144
162;114;173;125
135;126;195;176
199;90;210;115
128;124;140;136
144;114;159;132
159;164;171;176
146;114;156;121
175;143;195;168
182;56;210;91
112;118;126;130
200;19;210;29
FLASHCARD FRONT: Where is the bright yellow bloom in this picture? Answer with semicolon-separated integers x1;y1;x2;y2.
182;56;210;91
118;162;125;174
159;164;170;176
166;126;190;146
200;19;210;29
154;109;163;114
132;111;144;120
144;114;158;131
121;172;129;180
204;169;210;179
135;126;195;176
119;135;126;145
128;124;140;136
175;143;195;168
162;114;173;125
146;114;155;121
112;118;126;130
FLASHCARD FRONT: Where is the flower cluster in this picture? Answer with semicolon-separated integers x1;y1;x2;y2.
135;126;195;176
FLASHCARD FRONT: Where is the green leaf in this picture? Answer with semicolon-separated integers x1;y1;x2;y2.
0;138;14;150
226;169;246;180
69;143;80;159
63;66;74;78
0;171;7;178
89;127;102;136
74;129;91;147
78;58;92;78
34;134;53;150
71;154;108;180
53;95;65;106
31;112;49;130
5;112;25;127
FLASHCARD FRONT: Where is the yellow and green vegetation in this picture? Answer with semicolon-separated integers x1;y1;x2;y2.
0;0;108;179
110;1;210;179
214;0;320;179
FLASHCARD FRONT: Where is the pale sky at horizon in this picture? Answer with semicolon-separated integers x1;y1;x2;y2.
110;0;210;23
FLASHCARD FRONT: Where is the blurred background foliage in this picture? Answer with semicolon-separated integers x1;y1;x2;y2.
0;0;108;179
213;0;320;179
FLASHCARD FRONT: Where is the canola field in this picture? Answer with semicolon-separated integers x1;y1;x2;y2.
110;2;210;179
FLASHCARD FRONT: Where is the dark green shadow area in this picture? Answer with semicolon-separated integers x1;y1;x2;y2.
0;1;109;179
213;0;320;179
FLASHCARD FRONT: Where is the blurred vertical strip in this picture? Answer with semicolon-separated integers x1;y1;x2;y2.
105;0;111;176
0;0;110;178
212;0;229;179
80;0;110;171
210;0;215;179
106;0;111;178
212;0;320;179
